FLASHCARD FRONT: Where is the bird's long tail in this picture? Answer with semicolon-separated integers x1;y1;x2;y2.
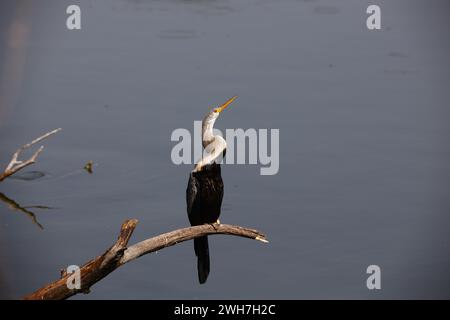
194;236;210;284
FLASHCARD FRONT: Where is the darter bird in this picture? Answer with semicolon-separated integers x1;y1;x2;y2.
186;96;237;284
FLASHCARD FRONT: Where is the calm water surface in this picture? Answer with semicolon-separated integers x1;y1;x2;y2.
0;0;450;299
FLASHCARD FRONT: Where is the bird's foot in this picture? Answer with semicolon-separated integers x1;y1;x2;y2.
209;221;220;231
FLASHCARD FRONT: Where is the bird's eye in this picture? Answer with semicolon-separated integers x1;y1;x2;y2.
213;109;219;113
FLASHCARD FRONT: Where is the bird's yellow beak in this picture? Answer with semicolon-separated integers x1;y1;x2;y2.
216;96;237;113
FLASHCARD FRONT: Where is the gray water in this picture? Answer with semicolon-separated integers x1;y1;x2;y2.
1;0;450;299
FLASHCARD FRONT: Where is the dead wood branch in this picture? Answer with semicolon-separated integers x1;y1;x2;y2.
0;128;61;182
23;220;267;300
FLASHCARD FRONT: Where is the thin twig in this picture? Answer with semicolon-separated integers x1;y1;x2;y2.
0;128;61;182
23;220;268;300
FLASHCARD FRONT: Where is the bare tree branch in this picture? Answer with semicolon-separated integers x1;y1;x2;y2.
22;219;268;300
0;128;61;182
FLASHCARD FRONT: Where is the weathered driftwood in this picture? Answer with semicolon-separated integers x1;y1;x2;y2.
0;128;61;182
23;219;268;300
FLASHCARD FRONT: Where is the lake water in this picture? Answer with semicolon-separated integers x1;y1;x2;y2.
1;0;450;299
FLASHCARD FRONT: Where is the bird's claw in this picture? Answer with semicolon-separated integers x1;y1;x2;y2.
209;220;220;231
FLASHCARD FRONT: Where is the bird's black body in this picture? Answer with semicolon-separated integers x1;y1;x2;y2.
187;163;224;225
186;163;224;284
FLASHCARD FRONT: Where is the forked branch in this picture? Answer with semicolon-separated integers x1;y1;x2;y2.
0;128;61;182
23;219;268;300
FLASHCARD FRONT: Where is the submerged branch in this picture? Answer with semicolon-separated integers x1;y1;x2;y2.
0;128;61;182
23;220;267;300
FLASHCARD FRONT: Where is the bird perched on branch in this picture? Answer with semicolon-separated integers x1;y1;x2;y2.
186;96;237;284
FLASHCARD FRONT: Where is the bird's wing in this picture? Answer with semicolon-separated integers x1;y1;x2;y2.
186;172;198;217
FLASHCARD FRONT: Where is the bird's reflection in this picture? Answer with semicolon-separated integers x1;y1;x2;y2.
186;96;236;284
0;192;55;230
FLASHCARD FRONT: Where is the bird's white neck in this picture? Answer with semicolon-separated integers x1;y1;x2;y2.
194;135;227;172
201;112;218;148
194;111;226;172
